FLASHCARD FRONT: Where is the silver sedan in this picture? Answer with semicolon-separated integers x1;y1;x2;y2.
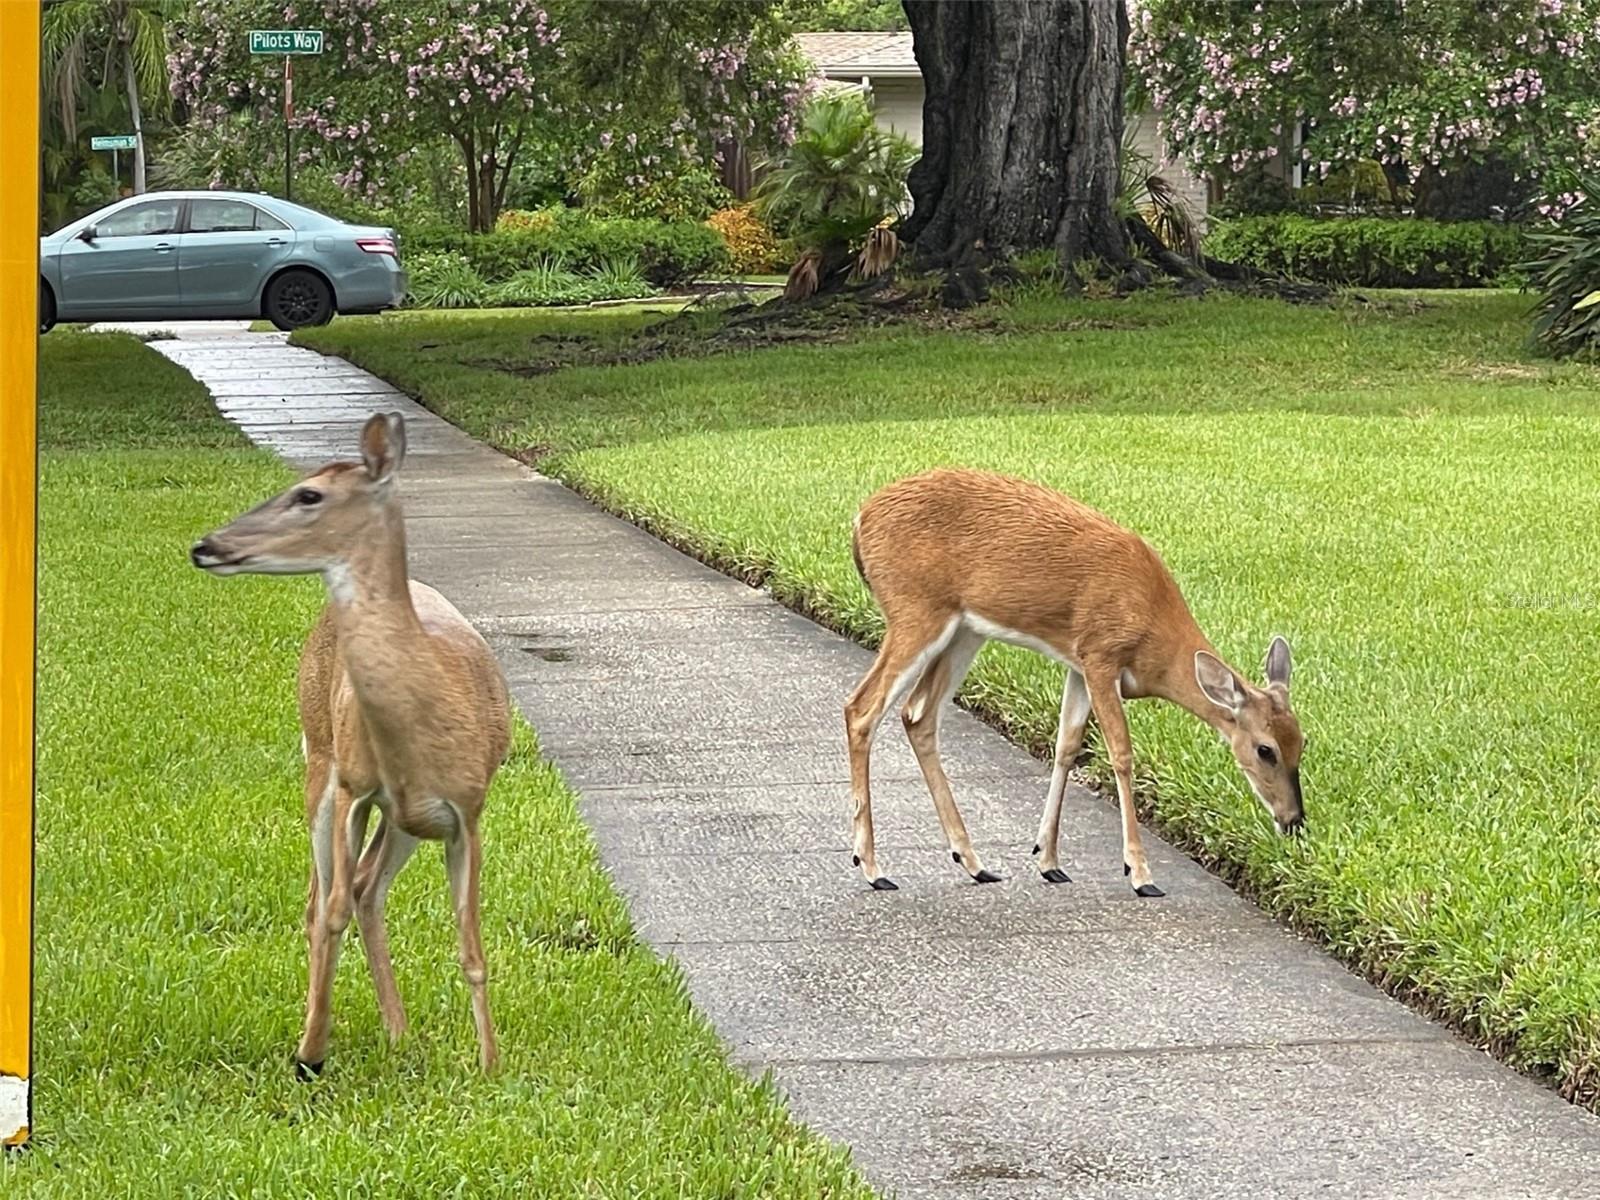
39;190;407;332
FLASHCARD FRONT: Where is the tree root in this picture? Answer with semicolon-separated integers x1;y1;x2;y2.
1124;213;1330;303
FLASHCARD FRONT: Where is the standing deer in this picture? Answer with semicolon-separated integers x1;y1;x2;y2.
845;468;1304;896
191;412;510;1075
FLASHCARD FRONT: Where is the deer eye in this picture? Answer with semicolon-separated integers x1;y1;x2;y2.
293;488;323;507
1256;744;1278;766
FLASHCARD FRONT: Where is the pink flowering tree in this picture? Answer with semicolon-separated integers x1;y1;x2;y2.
1129;0;1600;220
557;1;814;220
170;0;560;231
170;0;812;229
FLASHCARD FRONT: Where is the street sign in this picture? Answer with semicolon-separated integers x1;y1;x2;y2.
249;31;323;202
90;134;136;151
248;29;323;55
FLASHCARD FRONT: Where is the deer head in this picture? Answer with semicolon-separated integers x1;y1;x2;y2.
1194;636;1305;835
191;413;407;579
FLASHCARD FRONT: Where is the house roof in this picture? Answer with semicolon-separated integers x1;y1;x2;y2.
794;32;920;79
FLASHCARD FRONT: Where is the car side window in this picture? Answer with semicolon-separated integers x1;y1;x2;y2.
95;200;181;238
189;198;289;234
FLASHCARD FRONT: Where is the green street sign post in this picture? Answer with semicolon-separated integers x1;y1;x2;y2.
248;30;324;202
90;135;137;192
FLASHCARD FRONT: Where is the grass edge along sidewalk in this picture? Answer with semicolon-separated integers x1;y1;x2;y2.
3;329;872;1199
296;290;1600;1111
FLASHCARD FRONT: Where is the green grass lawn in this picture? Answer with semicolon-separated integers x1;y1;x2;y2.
298;288;1600;1105
4;332;869;1198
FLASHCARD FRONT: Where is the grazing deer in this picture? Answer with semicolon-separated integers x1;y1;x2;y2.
845;468;1304;896
191;412;510;1075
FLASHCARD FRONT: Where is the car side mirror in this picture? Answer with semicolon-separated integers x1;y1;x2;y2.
77;225;96;243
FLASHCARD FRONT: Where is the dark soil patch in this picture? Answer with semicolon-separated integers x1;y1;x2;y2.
469;278;1151;379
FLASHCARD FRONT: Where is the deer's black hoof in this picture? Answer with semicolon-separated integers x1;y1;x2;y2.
294;1058;324;1082
1041;867;1072;884
870;876;898;891
1134;883;1166;899
973;869;1002;884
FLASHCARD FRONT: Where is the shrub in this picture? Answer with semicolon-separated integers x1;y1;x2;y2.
706;205;787;275
1299;158;1404;210
577;160;733;223
495;207;562;236
405;251;488;309
407;207;728;287
1525;190;1600;357
755;91;916;297
487;256;656;308
1214;168;1300;218
1206;215;1528;287
587;255;654;298
490;260;589;307
756;92;915;249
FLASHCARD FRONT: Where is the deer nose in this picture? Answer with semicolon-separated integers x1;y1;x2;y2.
1278;813;1306;836
191;539;217;568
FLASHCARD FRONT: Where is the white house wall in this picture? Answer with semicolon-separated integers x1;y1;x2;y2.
868;79;924;149
841;77;1210;228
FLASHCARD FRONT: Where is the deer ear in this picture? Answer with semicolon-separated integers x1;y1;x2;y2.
360;411;406;483
1265;636;1292;691
1194;651;1245;714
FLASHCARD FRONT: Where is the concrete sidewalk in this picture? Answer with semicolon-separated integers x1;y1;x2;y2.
153;325;1600;1199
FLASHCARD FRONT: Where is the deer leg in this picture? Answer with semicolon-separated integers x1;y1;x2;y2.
1033;668;1091;883
302;754;332;942
1088;675;1163;897
353;815;420;1043
844;617;958;890
900;631;996;882
351;816;386;903
445;813;497;1073
297;780;360;1076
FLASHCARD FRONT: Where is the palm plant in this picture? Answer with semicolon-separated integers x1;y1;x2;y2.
42;82;126;230
755;90;917;300
44;0;179;195
1117;127;1202;263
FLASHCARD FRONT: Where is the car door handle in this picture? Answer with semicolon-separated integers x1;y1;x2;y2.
154;242;174;253
266;237;286;246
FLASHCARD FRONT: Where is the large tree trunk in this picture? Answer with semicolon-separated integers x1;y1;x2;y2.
901;0;1129;274
121;37;146;194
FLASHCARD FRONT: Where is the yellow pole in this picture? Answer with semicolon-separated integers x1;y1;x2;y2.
0;0;40;1151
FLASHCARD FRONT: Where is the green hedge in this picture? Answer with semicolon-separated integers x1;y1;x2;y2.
1206;215;1528;287
403;211;728;288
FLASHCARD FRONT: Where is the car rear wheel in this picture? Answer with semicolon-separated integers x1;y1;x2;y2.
39;282;55;334
265;270;334;331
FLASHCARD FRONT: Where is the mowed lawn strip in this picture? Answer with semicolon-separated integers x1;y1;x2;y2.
4;332;871;1199
300;290;1600;1103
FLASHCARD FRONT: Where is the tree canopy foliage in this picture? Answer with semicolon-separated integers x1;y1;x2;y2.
168;0;813;230
1131;0;1600;218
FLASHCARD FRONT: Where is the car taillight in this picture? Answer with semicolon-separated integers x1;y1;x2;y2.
356;236;397;256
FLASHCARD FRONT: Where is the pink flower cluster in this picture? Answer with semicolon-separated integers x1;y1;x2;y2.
1128;0;1600;214
1487;67;1546;109
170;0;813;217
1537;191;1585;220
